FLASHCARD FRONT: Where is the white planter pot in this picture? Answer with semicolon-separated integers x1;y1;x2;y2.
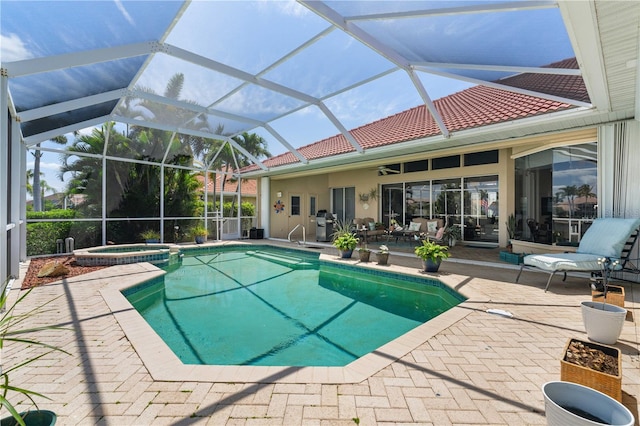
581;301;627;345
542;381;634;426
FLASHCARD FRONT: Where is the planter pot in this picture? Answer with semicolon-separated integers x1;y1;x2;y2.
581;301;627;345
339;249;353;259
1;410;57;426
591;285;625;308
542;381;633;426
421;259;442;272
560;338;622;401
448;238;457;247
358;250;371;262
145;238;160;244
195;235;206;244
376;252;389;265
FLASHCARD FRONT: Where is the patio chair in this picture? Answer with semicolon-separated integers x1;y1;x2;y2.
515;217;640;292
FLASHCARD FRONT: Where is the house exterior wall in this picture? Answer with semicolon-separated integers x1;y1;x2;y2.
265;128;600;247
268;174;329;240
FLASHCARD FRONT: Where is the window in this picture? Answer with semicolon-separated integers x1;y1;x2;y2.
291;195;300;216
309;195;316;216
432;155;460;170
331;187;355;224
464;150;498;166
515;142;597;244
404;160;428;173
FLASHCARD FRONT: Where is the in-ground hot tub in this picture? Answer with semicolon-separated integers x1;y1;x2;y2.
74;244;180;266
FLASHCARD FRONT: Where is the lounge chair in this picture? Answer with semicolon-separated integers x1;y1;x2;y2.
515;217;640;292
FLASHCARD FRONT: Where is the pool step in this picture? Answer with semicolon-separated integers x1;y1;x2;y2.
246;250;314;269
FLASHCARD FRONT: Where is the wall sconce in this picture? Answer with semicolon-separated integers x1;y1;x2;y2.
276;191;282;198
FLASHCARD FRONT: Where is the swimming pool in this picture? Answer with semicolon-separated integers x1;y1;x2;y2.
124;245;465;367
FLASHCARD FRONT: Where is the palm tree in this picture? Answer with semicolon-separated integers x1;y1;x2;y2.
577;184;595;216
560;185;579;217
31;135;68;211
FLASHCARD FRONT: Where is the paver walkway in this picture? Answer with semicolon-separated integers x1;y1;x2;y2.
4;242;639;425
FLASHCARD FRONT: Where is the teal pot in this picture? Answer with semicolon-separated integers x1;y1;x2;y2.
542;381;634;426
339;249;353;259
145;239;160;244
195;235;206;244
422;259;441;272
581;301;627;345
1;410;57;426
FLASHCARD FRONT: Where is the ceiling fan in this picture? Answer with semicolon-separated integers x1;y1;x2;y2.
377;165;401;175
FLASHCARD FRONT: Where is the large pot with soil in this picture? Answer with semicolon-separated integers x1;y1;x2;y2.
542;381;633;426
581;301;627;345
560;338;622;401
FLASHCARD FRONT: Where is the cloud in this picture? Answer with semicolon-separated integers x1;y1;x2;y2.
114;0;135;26
0;33;33;62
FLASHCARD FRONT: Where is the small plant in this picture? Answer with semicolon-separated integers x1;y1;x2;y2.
505;214;516;240
331;221;359;251
190;225;208;237
332;233;359;251
378;245;389;254
443;226;461;241
1;286;69;425
139;229;160;241
414;239;450;262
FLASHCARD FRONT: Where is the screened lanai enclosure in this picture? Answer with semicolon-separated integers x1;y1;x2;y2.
2;1;640;285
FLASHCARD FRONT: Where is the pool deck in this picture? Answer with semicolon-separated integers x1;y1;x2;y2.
5;240;640;425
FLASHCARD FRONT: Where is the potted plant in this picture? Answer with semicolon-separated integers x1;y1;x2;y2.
375;245;389;265
542;381;633;426
505;213;516;251
414;239;450;272
190;225;208;244
1;286;68;426
357;244;371;262
331;221;358;258
443;226;461;247
139;229;160;243
581;258;627;345
560;338;622;401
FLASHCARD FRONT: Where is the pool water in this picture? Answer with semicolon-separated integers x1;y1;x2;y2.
125;246;464;367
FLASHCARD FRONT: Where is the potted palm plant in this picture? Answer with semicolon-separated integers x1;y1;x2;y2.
414;239;450;272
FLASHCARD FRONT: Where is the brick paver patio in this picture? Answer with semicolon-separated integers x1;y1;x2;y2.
4;242;639;425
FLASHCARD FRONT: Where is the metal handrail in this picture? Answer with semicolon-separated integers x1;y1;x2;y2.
288;224;306;245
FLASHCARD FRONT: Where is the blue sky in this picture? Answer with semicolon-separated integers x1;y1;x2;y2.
1;0;576;195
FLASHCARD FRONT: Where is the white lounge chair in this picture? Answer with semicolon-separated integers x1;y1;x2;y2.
515;217;640;292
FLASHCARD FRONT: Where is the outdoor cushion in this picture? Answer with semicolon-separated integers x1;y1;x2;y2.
577;217;640;257
523;253;620;273
408;221;421;232
435;227;445;240
426;220;438;234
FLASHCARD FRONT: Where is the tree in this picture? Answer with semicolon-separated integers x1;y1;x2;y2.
560;185;579;217
31;134;74;212
578;184;595;216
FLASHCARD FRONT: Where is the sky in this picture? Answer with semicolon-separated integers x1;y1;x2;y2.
1;0;576;195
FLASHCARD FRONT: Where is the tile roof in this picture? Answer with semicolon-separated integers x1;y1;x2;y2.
251;57;588;171
196;174;257;196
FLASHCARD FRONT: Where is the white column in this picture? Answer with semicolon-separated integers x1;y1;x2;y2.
0;73;9;283
260;177;270;238
10;116;21;277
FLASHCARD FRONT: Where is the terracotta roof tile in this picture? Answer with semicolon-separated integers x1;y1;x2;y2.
247;58;588;171
196;174;257;196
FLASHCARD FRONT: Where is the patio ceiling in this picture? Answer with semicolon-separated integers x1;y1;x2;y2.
1;1;638;176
